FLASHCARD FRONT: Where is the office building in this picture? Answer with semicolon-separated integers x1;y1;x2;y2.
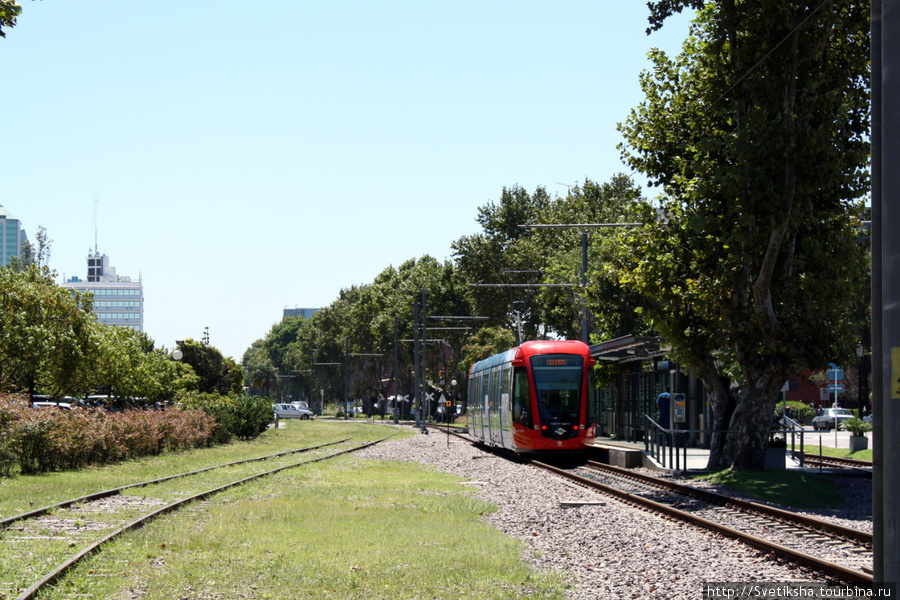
63;252;144;331
283;307;320;320
0;204;28;266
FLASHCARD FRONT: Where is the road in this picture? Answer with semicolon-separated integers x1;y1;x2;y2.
800;426;871;450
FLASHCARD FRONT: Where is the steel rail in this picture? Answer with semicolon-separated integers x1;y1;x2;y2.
0;438;352;530
584;461;872;546
803;455;874;470
14;431;398;600
533;460;873;586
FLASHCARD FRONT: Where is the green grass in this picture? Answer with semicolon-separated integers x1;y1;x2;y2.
6;421;565;600
799;442;872;463
690;468;846;510
0;420;379;518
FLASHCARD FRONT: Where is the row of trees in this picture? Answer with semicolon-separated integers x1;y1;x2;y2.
243;1;871;470
4;1;870;470
240;176;672;413
0;231;243;404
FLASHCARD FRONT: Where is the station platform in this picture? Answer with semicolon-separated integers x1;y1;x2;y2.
589;437;806;472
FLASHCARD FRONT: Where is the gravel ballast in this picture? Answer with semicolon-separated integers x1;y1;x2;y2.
358;431;872;600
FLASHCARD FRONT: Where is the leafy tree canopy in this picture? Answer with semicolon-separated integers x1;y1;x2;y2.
0;0;22;38
616;0;870;469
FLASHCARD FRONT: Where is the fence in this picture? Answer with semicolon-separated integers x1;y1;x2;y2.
643;414;806;470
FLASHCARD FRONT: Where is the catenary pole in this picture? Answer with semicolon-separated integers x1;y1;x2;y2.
393;316;399;424
421;289;428;431
873;0;900;584
413;301;420;428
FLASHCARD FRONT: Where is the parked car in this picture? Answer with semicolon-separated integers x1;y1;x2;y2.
812;407;854;430
273;403;314;420
31;401;73;410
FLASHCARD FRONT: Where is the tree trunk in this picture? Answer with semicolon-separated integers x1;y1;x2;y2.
726;372;783;470
696;359;734;471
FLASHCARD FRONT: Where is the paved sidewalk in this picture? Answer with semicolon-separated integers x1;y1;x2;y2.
591;436;830;471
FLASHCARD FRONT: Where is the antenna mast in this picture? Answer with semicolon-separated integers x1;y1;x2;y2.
93;197;98;254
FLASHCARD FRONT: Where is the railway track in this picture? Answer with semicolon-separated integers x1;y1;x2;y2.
1;432;397;600
803;454;873;472
533;459;873;586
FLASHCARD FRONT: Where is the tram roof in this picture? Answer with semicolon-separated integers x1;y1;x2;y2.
589;335;668;364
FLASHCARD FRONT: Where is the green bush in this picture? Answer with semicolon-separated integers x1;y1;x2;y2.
778;400;816;425
840;416;872;436
176;392;272;443
231;395;273;440
0;394;217;477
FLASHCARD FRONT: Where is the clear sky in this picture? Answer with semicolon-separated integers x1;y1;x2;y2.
2;1;693;362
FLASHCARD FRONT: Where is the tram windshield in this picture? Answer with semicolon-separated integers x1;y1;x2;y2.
530;354;583;423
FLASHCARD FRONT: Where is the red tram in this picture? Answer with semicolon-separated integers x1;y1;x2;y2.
467;340;596;452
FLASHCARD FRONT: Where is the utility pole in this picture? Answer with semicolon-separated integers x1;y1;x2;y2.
872;0;900;586
516;222;642;345
421;289;428;432
393;316;399;424
413;301;421;428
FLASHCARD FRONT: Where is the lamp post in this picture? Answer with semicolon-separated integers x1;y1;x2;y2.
275;375;294;403
446;379;457;447
856;343;868;412
349;352;384;419
312;362;341;415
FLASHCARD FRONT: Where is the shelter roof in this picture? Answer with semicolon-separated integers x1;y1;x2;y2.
589;335;669;364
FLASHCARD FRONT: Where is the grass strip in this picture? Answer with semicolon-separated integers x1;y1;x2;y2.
690;469;846;510
38;436;564;600
0;420;376;518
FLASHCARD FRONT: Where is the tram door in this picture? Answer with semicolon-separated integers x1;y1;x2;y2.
499;362;513;448
489;364;502;446
468;371;484;441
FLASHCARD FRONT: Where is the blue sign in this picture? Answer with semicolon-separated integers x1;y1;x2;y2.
828;384;844;392
827;363;844;382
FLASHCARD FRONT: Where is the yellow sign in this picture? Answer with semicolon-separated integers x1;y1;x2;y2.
893;348;900;399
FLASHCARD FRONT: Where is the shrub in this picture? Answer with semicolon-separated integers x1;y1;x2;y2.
230;395;273;440
841;416;872;437
0;394;221;477
176;392;272;443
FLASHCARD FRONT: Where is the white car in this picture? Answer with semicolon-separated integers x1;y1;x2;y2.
812;407;853;430
273;403;314;420
32;401;73;410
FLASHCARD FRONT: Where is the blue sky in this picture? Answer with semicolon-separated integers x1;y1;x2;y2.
3;2;692;361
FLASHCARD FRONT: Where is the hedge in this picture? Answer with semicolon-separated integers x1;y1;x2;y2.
0;394;218;477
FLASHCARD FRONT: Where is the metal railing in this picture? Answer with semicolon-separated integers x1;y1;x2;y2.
644;415;696;470
778;414;806;467
644;414;806;470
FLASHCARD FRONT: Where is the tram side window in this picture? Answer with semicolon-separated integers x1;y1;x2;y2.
586;366;597;426
512;367;531;426
472;372;484;432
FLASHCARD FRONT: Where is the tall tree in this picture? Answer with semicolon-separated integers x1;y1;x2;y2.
617;1;870;469
0;231;97;397
176;339;243;396
534;175;647;342
0;0;21;38
452;186;552;340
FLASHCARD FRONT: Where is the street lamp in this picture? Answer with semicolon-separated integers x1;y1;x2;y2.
856;343;867;412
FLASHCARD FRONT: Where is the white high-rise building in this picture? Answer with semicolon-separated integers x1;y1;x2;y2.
63;252;143;331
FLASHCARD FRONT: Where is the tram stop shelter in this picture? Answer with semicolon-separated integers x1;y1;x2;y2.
589;334;711;449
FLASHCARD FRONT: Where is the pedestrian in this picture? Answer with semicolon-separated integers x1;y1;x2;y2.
656;387;671;428
656;387;671;444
